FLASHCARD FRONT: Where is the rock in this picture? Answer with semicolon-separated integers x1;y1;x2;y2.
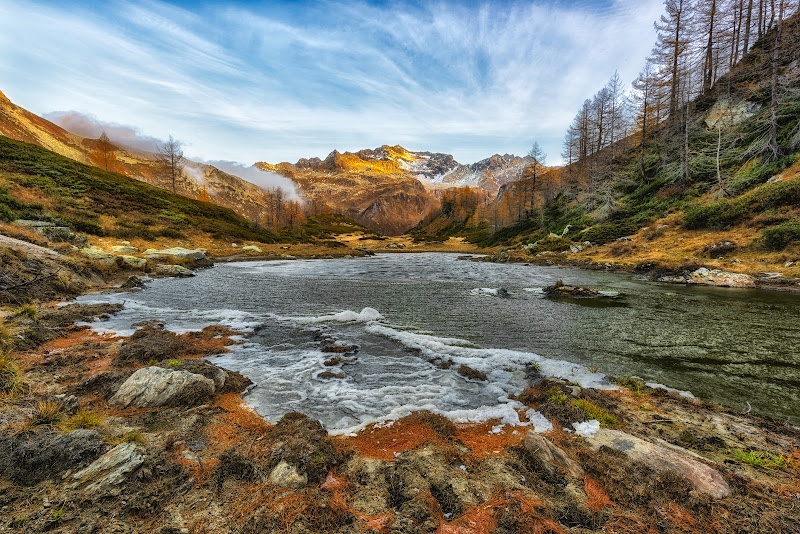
0;429;106;485
53;393;80;415
785;261;795;268
71;442;145;493
705;98;761;128
583;429;731;499
109;366;216;408
523;431;584;479
120;275;146;290
144;247;212;267
111;245;139;254
569;244;583;253
153;264;195;277
241;245;262;253
118;255;147;269
81;246;116;264
688;267;755;288
386;242;406;249
268;460;308;488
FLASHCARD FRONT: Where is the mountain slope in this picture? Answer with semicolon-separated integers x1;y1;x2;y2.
0;95;293;228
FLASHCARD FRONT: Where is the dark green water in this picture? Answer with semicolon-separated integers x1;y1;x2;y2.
80;253;800;426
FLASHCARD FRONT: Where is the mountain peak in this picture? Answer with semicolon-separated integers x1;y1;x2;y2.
0;89;10;102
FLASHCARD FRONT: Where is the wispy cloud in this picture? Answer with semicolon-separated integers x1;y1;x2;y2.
1;0;665;164
44;111;162;153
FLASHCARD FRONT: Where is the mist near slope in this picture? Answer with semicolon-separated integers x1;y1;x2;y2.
204;160;303;202
45;111;162;153
46;111;302;201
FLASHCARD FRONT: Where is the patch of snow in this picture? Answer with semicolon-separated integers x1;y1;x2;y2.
526;410;554;433
573;419;601;438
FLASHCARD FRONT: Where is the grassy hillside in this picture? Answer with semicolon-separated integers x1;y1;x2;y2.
0;135;369;246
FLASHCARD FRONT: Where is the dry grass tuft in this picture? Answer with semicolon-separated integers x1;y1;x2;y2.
0;350;27;397
61;409;104;431
29;399;63;426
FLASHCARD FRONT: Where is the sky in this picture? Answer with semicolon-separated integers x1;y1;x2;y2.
0;0;665;166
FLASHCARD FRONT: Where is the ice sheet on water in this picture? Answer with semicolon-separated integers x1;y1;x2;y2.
289;307;384;324
470;287;506;297
365;324;615;390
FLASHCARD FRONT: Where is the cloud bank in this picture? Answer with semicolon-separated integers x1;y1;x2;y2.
45;111;162;153
2;0;666;165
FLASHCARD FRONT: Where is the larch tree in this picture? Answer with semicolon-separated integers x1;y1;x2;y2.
766;0;785;158
157;135;185;194
653;0;693;123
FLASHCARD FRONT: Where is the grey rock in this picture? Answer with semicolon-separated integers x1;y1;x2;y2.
53;394;80;415
81;246;116;264
144;247;211;266
118;255;146;269
523;430;584;479
153;264;195;277
71;442;145;493
688;267;755;288
269;460;308;488
109;366;216;408
584;429;731;499
111;245;139;254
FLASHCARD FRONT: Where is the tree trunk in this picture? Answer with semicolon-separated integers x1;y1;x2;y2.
704;0;717;92
767;0;784;158
743;0;754;54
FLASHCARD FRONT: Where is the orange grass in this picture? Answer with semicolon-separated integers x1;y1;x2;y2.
436;491;560;534
584;475;614;513
337;418;441;461
40;329;120;351
214;393;272;433
452;422;527;456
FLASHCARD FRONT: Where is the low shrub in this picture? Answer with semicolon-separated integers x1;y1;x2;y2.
760;221;800;250
457;364;487;381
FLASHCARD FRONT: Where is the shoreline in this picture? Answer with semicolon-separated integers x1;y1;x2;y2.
2;238;800;533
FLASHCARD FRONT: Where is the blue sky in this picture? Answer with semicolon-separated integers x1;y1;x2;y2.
0;0;664;165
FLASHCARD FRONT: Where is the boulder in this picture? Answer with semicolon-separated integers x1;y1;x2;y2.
688;267;755;288
0;429;106;485
109;366;215;408
111;245;139;254
71;442;145;493
523;431;584;479
118;255;146;269
241;245;262;253
153;264;195;277
656;267;756;288
268;460;308;488
144;247;212;267
81;246;116;265
583;429;731;499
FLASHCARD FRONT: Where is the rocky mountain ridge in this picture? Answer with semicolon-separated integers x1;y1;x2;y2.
268;144;534;194
1;93;538;235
